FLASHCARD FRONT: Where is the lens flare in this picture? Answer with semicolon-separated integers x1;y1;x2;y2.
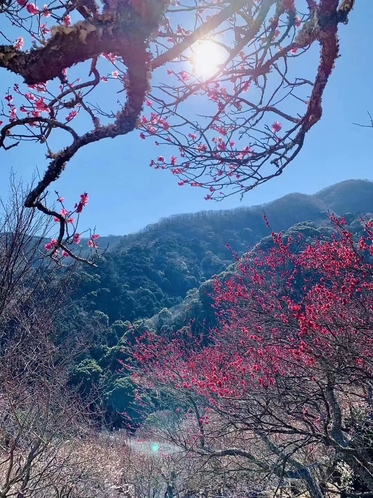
191;41;226;79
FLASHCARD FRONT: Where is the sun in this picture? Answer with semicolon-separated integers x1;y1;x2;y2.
191;41;226;79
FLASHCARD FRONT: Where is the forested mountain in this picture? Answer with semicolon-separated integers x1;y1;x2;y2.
314;179;373;213
68;179;373;426
76;179;373;324
118;179;373;251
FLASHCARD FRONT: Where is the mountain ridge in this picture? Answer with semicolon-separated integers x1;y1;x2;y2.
115;179;372;248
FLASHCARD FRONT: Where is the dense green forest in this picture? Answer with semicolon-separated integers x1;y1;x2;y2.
68;179;373;425
77;179;373;322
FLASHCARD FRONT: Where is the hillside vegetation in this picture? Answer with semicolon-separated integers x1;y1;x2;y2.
68;180;373;425
76;179;373;323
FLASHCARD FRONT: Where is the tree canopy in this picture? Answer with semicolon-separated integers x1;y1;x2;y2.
0;0;355;254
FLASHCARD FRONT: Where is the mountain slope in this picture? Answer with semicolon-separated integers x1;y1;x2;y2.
71;179;373;426
75;179;373;325
314;179;373;214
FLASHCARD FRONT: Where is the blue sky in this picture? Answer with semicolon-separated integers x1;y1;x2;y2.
0;1;372;236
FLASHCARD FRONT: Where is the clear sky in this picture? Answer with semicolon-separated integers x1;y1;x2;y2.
0;1;372;236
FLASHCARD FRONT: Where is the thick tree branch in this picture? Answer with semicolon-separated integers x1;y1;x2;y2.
0;13;148;85
25;39;149;210
152;0;265;69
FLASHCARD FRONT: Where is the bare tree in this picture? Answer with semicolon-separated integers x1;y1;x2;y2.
0;180;122;497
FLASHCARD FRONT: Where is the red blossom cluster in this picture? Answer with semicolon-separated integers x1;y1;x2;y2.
43;192;99;262
133;216;373;493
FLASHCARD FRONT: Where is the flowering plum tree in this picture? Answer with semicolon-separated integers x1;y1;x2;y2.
0;0;354;246
133;216;373;497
